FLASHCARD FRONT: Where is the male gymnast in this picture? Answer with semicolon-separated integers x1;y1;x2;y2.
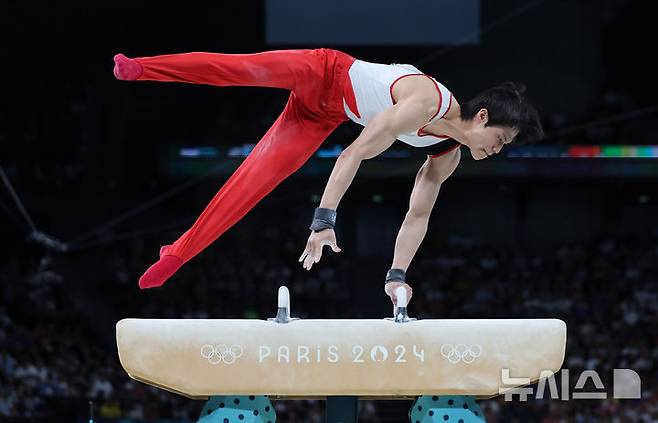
113;48;542;305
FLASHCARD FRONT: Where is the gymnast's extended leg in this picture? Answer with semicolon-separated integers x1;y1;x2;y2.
113;49;351;288
114;49;319;90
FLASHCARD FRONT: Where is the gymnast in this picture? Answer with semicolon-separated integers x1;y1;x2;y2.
113;48;543;304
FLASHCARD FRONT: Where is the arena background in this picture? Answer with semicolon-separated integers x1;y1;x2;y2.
1;0;657;421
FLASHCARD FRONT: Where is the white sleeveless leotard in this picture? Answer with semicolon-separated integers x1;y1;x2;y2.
343;60;454;148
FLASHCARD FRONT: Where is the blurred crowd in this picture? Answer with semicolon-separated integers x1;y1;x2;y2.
1;213;657;422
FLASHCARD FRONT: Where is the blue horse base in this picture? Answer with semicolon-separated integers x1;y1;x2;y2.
196;395;486;423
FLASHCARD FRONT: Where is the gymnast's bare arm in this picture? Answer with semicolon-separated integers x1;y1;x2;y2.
384;148;461;304
299;95;438;270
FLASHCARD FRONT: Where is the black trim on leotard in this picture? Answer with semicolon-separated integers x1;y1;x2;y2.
394;139;461;157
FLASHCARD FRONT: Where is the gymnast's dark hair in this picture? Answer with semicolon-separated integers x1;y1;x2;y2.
460;82;544;144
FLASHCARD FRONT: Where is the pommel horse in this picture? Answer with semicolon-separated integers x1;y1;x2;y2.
116;286;566;422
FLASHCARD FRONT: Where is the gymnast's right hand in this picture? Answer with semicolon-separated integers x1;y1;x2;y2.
299;229;341;271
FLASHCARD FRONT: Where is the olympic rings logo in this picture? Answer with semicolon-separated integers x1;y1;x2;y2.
200;344;244;365
440;344;482;364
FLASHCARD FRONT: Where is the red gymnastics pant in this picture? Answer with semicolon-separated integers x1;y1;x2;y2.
135;48;357;289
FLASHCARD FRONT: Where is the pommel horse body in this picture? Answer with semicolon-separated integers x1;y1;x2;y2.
116;287;566;422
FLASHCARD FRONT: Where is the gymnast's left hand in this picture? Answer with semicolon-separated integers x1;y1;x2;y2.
299;229;341;270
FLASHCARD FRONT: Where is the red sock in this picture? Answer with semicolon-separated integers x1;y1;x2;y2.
138;255;183;289
113;54;143;80
159;245;171;258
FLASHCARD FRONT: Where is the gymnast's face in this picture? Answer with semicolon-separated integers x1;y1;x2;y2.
467;108;518;161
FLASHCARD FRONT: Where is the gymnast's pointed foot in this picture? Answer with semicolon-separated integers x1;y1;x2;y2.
113;53;143;80
138;255;183;289
159;244;171;258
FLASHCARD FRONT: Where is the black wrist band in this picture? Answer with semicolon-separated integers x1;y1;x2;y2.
385;268;406;284
310;208;337;232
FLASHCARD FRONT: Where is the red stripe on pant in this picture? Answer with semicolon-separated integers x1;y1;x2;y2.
136;49;353;289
